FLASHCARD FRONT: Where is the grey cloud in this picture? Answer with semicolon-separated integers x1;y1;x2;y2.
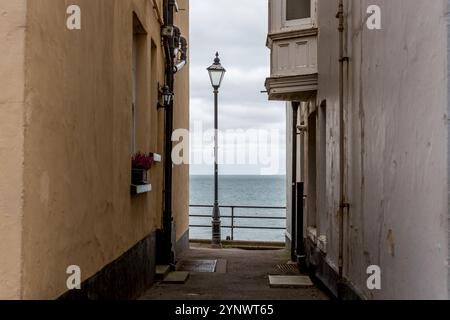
189;0;286;175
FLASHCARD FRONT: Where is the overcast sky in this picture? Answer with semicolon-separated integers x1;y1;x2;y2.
189;0;286;175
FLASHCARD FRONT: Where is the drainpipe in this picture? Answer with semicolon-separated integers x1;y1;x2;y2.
151;0;164;25
160;0;176;265
336;0;349;282
174;37;187;73
291;102;306;268
160;0;187;265
291;102;299;262
173;26;181;57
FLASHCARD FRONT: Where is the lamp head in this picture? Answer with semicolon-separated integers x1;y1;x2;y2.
207;52;226;89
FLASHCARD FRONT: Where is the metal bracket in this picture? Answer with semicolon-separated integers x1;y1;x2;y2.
297;124;308;133
340;202;350;209
161;25;174;37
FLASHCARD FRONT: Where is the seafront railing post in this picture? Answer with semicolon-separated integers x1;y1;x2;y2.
231;206;235;241
189;205;287;243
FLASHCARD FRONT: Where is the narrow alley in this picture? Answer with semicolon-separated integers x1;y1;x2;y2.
140;244;328;300
1;0;450;305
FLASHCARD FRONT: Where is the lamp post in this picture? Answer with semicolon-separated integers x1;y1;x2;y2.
207;52;226;248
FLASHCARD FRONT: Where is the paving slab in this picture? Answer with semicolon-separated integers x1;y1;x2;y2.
140;244;328;300
269;275;314;288
177;260;217;273
215;259;227;274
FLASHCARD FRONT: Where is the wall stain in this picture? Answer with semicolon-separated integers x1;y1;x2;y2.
387;229;395;257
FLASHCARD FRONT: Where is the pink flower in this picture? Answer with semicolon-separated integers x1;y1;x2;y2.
132;152;154;171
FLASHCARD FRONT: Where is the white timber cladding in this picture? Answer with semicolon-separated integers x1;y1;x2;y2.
271;36;317;77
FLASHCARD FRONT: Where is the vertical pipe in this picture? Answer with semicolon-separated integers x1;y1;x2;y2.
161;0;176;265
231;207;235;241
337;0;347;280
296;182;305;267
291;102;299;261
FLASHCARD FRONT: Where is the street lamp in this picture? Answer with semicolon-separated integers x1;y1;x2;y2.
207;52;226;248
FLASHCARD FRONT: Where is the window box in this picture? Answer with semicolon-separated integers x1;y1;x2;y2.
131;152;155;195
152;153;162;163
131;183;152;195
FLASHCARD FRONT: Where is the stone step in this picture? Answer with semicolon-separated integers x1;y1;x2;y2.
155;265;171;280
268;275;314;288
162;271;190;284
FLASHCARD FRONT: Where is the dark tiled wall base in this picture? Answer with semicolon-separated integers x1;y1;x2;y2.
59;232;156;300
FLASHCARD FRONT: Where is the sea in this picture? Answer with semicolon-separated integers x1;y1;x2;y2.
189;175;286;242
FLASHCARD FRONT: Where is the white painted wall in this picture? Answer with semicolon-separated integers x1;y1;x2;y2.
283;0;449;299
446;0;450;300
316;0;449;299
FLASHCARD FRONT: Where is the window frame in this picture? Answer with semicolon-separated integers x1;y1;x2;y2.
131;35;137;156
282;0;317;30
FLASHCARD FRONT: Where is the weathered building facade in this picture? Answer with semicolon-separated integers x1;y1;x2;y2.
267;0;449;299
0;0;189;299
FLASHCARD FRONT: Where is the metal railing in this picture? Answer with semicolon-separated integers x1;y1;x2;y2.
189;204;286;241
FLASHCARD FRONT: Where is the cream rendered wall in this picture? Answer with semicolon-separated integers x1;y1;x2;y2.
317;0;448;299
172;0;190;244
11;0;189;299
0;0;27;300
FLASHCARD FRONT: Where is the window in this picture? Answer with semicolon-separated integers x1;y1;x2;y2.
286;0;311;21
131;35;137;155
131;13;147;156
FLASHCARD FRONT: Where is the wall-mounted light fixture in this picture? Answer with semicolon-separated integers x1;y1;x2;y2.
157;84;173;109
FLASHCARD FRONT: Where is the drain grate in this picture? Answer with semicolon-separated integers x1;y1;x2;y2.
177;260;217;273
275;264;300;275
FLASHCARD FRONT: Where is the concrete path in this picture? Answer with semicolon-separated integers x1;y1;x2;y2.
140;244;328;300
